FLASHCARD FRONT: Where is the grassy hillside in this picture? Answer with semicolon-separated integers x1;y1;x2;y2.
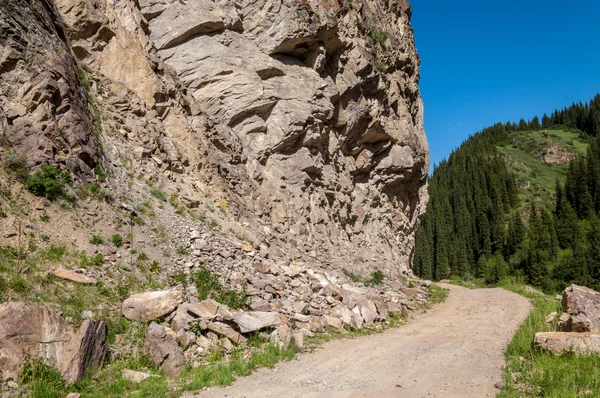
497;128;589;209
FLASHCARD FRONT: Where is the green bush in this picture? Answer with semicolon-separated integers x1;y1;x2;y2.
90;234;104;245
43;245;65;262
111;234;123;247
369;29;389;45
150;189;167;202
94;165;107;182
4;152;29;181
150;260;162;274
365;270;384;286
192;267;247;309
26;165;71;201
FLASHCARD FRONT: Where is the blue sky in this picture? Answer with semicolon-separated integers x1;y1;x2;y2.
410;0;600;171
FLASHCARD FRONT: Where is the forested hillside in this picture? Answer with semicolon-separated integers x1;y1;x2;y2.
414;94;600;292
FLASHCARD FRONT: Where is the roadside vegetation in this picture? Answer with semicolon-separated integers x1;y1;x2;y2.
446;276;600;397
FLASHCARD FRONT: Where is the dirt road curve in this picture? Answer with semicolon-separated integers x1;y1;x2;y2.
192;284;532;398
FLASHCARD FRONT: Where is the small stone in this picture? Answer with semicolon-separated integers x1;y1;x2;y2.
545;312;558;324
53;268;97;285
122;369;152;384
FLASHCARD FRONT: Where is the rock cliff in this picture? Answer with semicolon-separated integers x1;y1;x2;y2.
1;0;427;276
0;0;430;390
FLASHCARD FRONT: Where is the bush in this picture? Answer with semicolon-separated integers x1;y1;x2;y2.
192;267;247;309
369;29;389;45
150;189;167;202
365;270;384;286
26;165;71;201
94;165;107;182
43;245;65;262
90;234;104;245
150;260;162;274
4;152;29;181
111;234;123;247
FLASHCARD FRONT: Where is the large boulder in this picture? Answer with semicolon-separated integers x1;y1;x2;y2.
60;320;108;383
0;302;72;384
231;311;281;334
557;285;600;333
0;302;107;386
122;290;183;322
535;332;600;355
144;322;186;376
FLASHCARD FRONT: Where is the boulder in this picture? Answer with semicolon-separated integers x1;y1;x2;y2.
122;290;183;322
60;320;107;383
535;332;600;355
144;322;186;376
545;312;558;324
122;369;152;384
206;322;246;345
0;302;72;384
53;268;98;285
557;285;600;333
187;299;233;321
232;311;281;333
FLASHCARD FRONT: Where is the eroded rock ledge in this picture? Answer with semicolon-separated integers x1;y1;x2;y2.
50;0;429;276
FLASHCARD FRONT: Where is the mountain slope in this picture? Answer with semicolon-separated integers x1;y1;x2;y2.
414;94;600;292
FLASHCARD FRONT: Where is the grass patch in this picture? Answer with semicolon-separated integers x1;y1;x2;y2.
150;189;167;202
179;344;297;393
427;284;449;306
497;281;600;397
192;267;246;309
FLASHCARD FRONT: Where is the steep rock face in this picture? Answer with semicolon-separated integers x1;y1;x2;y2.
11;0;428;275
0;0;99;174
143;0;429;272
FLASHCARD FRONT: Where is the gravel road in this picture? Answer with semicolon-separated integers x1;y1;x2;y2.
190;283;532;398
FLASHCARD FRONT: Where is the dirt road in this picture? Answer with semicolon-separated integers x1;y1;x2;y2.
192;284;532;398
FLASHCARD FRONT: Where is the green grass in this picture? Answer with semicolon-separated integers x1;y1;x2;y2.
497;128;589;209
497;281;600;397
427;284;449;305
446;277;600;397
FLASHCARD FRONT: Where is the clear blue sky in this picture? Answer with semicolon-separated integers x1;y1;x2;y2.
411;0;600;172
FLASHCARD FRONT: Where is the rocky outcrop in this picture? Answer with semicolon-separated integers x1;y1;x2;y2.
534;332;600;355
0;302;107;386
60;320;108;384
557;285;600;333
47;0;429;276
122;290;183;322
0;0;99;175
144;322;186;376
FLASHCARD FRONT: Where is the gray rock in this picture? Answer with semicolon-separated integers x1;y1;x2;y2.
144;322;186;376
232;311;281;334
558;285;600;332
60;320;107;384
122;369;152;384
122;290;183;322
535;332;600;355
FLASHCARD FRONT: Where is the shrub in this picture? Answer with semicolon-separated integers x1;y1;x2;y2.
93;165;107;182
192;267;247;309
369;29;389;45
26;165;71;200
150;189;167;202
90;234;104;245
150;260;162;274
4;152;29;181
43;245;65;262
176;246;189;255
365;270;384;286
111;234;123;247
